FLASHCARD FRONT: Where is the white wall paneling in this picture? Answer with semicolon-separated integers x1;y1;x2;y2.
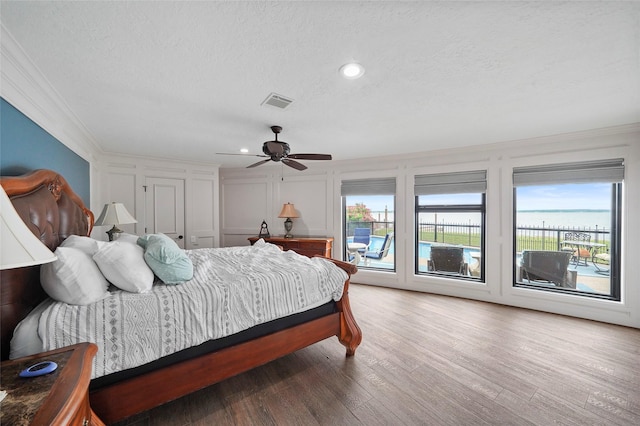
93;171;138;240
221;178;271;247
100;155;219;249
189;176;217;248
276;172;332;237
221;181;270;231
220;169;334;246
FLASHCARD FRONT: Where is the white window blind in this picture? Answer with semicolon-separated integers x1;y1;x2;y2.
341;178;396;196
414;170;487;195
513;159;624;186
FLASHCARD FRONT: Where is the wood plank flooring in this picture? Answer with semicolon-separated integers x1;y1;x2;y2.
112;284;640;426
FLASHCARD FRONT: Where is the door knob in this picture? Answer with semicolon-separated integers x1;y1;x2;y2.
177;235;184;240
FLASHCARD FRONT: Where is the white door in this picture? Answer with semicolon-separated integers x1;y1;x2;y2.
145;177;185;248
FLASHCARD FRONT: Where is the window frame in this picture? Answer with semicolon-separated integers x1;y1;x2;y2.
512;159;623;301
341;178;396;272
415;193;486;282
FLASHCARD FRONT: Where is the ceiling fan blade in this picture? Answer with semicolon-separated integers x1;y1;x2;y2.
247;159;272;168
282;158;307;171
287;153;332;161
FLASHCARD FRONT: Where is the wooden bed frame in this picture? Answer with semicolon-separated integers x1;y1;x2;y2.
0;169;362;424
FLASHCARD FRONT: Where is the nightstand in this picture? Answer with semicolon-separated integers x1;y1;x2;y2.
1;342;105;426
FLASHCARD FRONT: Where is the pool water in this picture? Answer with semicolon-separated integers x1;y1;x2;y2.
349;235;479;265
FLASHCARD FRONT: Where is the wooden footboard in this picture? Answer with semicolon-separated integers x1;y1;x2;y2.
91;258;361;424
317;257;362;356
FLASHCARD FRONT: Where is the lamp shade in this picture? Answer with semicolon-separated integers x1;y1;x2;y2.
0;186;57;270
94;202;137;226
278;203;299;218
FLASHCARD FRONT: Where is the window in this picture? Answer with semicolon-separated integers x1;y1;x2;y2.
341;178;395;271
415;171;486;281
513;159;623;300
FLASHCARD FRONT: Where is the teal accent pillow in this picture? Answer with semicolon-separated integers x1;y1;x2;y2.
137;234;150;249
137;234;193;284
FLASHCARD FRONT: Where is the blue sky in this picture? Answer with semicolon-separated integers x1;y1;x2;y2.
346;183;612;212
345;195;394;212
517;183;611;210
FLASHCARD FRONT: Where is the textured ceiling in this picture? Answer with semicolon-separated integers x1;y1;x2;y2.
1;1;638;168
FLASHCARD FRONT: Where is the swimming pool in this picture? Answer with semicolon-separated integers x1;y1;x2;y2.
349;235;479;267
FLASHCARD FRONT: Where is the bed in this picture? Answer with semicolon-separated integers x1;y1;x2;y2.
0;169;361;424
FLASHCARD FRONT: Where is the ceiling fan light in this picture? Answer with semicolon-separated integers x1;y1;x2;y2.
340;62;365;79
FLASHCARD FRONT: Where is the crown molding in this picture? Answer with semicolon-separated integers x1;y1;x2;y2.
0;24;103;164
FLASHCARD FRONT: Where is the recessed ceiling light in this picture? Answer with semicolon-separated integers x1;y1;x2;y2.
339;62;365;79
240;148;249;153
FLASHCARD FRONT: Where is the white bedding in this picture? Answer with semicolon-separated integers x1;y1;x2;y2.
11;240;347;378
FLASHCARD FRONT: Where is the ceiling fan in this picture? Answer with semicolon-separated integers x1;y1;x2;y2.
218;126;332;170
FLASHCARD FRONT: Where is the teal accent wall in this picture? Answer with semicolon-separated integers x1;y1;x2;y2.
0;98;90;204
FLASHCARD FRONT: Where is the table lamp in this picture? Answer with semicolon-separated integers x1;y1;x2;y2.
278;203;299;238
94;202;137;241
1;186;57;269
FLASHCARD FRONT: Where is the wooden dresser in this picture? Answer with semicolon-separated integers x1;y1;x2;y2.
1;343;104;426
248;236;333;258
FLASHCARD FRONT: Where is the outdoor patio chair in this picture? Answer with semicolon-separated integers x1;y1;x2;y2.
593;251;610;275
363;232;394;266
353;228;371;254
562;232;592;266
428;246;468;275
520;250;576;288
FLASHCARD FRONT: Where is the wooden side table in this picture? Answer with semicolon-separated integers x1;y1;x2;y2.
1;342;105;426
249;236;333;258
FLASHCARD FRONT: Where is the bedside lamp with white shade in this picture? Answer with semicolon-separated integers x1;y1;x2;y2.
94;202;137;241
278;203;300;238
0;186;57;270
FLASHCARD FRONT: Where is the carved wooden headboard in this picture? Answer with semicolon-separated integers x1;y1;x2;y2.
0;169;94;360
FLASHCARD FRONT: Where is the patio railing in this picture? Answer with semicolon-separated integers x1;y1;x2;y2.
514;225;610;253
417;222;481;247
349;220;610;253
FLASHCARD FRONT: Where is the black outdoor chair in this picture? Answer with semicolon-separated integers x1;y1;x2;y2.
520;250;576;288
428;246;468;275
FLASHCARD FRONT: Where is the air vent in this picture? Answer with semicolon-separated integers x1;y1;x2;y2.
261;93;294;109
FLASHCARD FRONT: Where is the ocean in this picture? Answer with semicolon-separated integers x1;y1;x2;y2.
516;210;610;230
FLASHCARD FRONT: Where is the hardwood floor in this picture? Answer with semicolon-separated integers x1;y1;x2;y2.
113;284;640;425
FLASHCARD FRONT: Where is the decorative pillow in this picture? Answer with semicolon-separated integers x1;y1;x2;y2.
60;235;103;256
137;234;150;249
93;240;154;293
138;233;193;284
40;247;110;305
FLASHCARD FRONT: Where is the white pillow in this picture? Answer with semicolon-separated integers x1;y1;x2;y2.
93;240;154;293
116;233;140;244
60;235;103;255
10;299;52;359
40;247;110;305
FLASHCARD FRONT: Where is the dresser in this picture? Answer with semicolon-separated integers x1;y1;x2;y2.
1;343;104;426
249;236;333;258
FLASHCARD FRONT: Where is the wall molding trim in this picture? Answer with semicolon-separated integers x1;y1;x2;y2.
1;24;102;164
